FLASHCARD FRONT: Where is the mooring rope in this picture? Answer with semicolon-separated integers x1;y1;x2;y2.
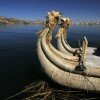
67;70;71;91
84;68;89;92
83;68;96;92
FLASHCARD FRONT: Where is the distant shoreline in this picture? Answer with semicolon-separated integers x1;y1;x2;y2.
0;16;44;25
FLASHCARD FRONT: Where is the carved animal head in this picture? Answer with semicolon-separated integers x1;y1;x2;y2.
46;11;62;29
61;17;71;25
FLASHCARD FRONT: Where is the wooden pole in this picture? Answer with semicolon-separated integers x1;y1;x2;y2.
82;36;88;64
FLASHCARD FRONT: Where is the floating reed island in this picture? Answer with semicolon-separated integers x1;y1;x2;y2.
37;11;100;92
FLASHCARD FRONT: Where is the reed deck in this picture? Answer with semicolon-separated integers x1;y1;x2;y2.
86;47;100;67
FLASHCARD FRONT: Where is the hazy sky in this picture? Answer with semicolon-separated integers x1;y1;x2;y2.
0;0;100;21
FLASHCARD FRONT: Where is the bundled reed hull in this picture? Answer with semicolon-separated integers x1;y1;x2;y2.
37;28;100;92
57;35;72;55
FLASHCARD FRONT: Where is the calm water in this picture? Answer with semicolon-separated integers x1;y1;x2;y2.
0;24;100;99
67;25;100;47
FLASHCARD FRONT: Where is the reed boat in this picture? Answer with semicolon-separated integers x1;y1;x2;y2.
37;11;100;92
37;27;100;92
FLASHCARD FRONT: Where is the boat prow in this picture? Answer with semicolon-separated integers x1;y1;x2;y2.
36;11;100;92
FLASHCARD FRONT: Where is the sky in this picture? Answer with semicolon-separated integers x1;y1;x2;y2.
0;0;100;21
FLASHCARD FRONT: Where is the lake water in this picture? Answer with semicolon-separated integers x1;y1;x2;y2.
0;24;100;99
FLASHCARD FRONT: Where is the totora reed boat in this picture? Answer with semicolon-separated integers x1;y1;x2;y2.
37;11;100;92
